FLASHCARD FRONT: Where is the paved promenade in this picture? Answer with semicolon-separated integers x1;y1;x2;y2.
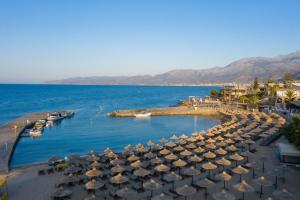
0;112;50;173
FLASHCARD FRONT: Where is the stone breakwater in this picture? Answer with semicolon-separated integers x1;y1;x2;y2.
108;106;223;118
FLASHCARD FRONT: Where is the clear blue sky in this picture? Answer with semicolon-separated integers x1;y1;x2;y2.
0;0;299;83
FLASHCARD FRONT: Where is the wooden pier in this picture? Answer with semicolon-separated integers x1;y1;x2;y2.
0;111;66;173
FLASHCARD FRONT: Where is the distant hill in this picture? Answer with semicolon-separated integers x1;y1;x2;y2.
48;50;300;85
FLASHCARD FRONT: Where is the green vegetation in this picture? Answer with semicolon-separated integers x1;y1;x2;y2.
253;77;259;92
210;89;221;97
282;115;300;149
285;89;296;102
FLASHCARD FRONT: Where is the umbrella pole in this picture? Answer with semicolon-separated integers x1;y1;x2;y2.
242;192;245;200
223;180;226;189
252;169;255;178
239;174;242;182
204;188;208;200
260;184;263;198
262;161;265;173
274;176;278;189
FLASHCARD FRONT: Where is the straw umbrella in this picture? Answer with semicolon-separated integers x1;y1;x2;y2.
189;155;203;163
147;140;155;147
131;160;142;169
195;178;216;199
186;143;197;149
116;187;138;199
110;173;129;188
215;148;227;156
173;159;187;174
86;167;102;178
240;151;254;163
151;156;163;165
165;153;178;161
160;148;171;155
226;145;237;152
203;151;216;160
216;157;231;170
52;187;72;199
229;153;244;166
183;166;200;183
163;171;182;190
253;176;272;198
58;174;79;186
134;167;150;187
174;145;185;152
145;152;156;159
197;140;206;146
180;149;193;157
212;189;236;200
205;143;217;150
151;192;174;200
194;146;205;154
110;158;125;166
232;165;249;182
166;142;177;148
153;144;163;151
202;162;217;177
143;179;162;198
216;171;232;189
90;161;101;169
170;135;178;140
85;179;104;192
154;164;170;177
272;189;295;200
111;164;125;174
180;134;189;139
233;180;254;200
206;138;216;143
177;139;187;145
175;184;197;200
160;138;168;143
127;154;139;162
83;194;97;200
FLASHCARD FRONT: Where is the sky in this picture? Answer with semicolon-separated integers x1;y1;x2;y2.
0;0;300;83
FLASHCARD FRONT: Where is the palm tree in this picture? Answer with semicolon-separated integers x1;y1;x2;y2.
285;89;296;102
248;95;259;108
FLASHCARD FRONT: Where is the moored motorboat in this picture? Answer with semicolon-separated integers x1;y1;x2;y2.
134;112;152;118
29;129;42;137
47;112;64;121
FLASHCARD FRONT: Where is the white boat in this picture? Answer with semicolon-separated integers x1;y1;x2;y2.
134;112;152;118
47;113;64;121
29;129;42;137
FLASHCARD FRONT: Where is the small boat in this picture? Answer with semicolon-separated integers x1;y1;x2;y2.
134;112;152;118
29;129;42;137
45;121;53;128
47;112;64;121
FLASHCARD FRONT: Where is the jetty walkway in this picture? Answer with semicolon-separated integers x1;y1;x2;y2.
108;106;223;118
0;112;63;173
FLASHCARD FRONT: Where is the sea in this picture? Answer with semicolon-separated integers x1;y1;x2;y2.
0;84;221;168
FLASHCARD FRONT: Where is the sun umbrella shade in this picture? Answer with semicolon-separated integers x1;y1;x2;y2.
232;166;249;175
229;153;244;161
215;148;227;155
186;143;197;149
86;168;102;178
110;158;125;166
151;157;163;165
165;153;178;161
216;158;231;166
272;189;296;200
154;164;170;172
52;187;72;198
180;134;189;139
166;142;177;148
151;193;174;200
144;152;156;159
205;143;217;150
160;148;171;155
170;135;178;140
163;172;182;182
194;147;205;153
180;150;193;157
127;155;139;162
111;165;125;173
143;179;162;190
160;138;168;143
131;160;142;168
189;155;203;163
206;138;216;143
90;161;101;168
175;184;197;197
253;176;272;187
195;178;216;188
202;162;217;171
116;187;138;198
174;145;185;152
85;179;104;190
134;168;150;177
233;180;254;192
212;189;236;200
110;173;129;184
173;159;187;168
203;151;216;159
217;171;232;181
183;166;200;176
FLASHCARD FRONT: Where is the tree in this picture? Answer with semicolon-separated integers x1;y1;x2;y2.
282;115;300;149
239;95;248;103
210;89;219;97
248;95;259;108
269;85;278;97
285;89;296;102
253;77;259;92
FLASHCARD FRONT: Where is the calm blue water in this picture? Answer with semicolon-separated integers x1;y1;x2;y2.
0;84;221;168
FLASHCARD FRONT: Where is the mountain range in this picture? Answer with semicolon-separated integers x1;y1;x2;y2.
48;50;300;85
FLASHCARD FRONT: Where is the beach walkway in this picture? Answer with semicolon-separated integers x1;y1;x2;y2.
0;112;51;173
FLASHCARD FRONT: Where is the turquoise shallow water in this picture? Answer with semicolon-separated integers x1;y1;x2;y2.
0;84;221;168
